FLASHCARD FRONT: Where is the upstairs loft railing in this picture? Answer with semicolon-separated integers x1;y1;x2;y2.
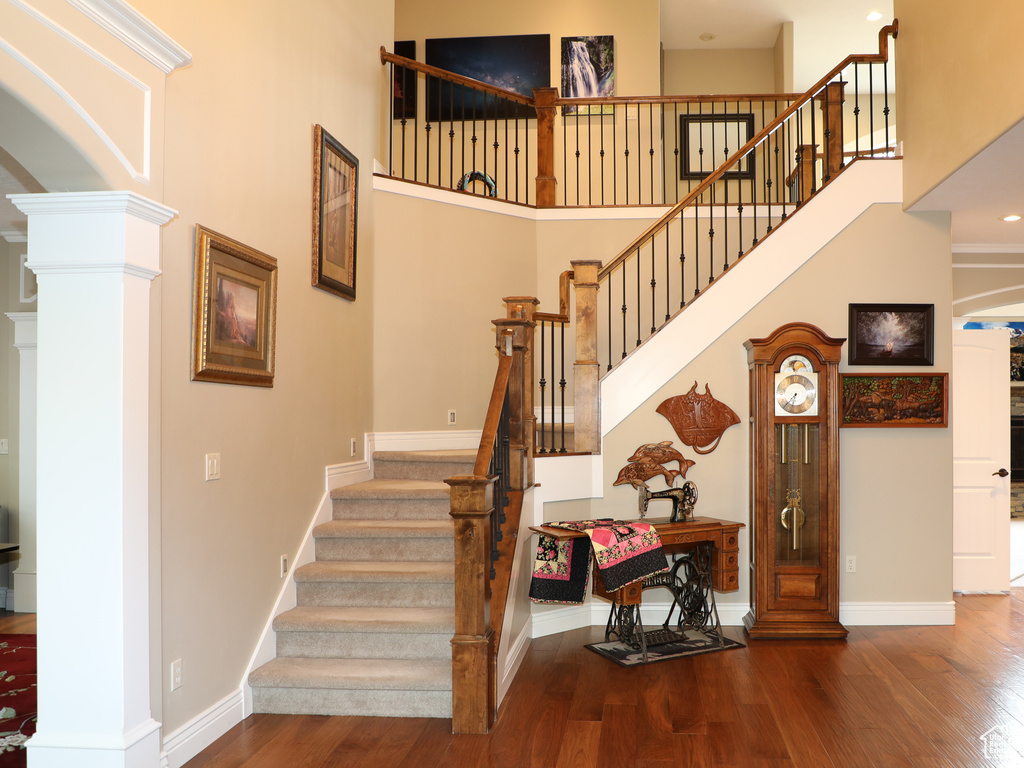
381;36;894;209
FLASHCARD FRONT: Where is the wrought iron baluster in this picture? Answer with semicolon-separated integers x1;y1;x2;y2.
649;103;655;205
636;247;642;347
558;321;567;453
621;266;627;359
649;240;657;334
624;106;630;205
679;214;687;309
538;321;547;454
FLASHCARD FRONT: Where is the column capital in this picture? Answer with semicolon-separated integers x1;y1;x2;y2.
9;191;177;280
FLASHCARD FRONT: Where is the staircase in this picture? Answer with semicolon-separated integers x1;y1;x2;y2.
248;448;475;717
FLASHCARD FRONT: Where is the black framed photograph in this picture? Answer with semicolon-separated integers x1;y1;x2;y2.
392;40;416;121
848;303;934;365
312;124;358;300
680;114;755;180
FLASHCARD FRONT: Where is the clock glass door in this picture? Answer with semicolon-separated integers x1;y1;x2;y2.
774;423;820;566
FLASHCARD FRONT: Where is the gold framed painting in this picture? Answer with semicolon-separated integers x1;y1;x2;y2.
191;225;278;387
312;124;358;300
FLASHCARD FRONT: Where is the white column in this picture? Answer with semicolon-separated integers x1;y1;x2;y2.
10;192;175;768
5;312;36;612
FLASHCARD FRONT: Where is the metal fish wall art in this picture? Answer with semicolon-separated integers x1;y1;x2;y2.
613;440;695;490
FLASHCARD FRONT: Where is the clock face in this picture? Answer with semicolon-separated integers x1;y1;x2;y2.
775;372;818;415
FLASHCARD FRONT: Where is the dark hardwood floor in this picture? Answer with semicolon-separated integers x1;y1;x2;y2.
182;591;1024;768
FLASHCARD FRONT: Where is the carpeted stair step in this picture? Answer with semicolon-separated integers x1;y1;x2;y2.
273;605;454;659
373;449;476;482
313;519;454;562
330;479;452;520
249;657;452;717
294;560;455;608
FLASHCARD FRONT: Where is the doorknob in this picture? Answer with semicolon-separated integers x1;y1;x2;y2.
993;468;1009;477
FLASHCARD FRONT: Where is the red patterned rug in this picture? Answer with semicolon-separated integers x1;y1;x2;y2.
0;635;36;766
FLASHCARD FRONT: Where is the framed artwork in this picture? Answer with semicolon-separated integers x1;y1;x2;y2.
840;373;948;428
392;40;416;120
849;303;934;365
561;36;614;115
680;114;755;180
192;225;277;387
312;124;358;300
425;34;549;122
962;321;1024;381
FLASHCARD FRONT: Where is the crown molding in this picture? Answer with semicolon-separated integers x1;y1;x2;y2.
65;0;192;74
952;243;1024;254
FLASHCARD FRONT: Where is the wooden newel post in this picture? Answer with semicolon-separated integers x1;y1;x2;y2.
796;144;818;204
501;298;538;489
819;81;846;183
533;87;558;208
445;475;496;734
570;260;601;453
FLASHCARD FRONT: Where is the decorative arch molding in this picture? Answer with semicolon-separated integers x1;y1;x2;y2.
0;0;190;191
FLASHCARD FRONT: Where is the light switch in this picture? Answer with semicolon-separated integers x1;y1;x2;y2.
0;439;7;455
205;453;221;481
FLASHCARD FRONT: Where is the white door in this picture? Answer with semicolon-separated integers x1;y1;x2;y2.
952;327;1010;592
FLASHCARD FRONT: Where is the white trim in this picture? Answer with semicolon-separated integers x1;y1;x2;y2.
159;691;243;768
535;405;575;423
530;598;956;637
65;0;192;73
953;244;1024;254
240;459;370;718
952;263;1024;268
19;254;37;304
9;191;176;224
0;230;26;243
952;284;1024;306
498;619;532;704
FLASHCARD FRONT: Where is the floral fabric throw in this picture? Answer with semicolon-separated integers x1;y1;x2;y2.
529;519;668;604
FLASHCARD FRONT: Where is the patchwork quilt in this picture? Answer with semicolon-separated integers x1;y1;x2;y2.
528;519;668;604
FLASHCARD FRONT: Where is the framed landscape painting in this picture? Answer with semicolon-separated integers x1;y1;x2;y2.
312;124;358;300
192;225;278;387
848;303;934;365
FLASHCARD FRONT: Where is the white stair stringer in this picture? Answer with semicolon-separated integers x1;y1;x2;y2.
601;159;903;435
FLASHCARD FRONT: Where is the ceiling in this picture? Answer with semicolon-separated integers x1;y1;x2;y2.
2;1;1021;255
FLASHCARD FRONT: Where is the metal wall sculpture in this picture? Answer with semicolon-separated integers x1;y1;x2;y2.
613;440;694;490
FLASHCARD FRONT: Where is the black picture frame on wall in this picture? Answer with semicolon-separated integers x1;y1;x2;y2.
679;113;755;180
848;303;934;366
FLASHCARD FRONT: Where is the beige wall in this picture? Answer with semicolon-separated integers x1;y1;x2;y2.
395;0;661;97
663;49;776;96
546;203;953;607
896;0;1024;207
130;0;393;736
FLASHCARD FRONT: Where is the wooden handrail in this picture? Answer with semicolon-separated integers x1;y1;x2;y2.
380;46;535;108
557;92;804;107
534;270;573;323
598;20;899;280
473;346;513;477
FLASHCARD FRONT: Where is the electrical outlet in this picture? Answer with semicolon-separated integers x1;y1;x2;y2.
845;555;857;573
350;438;356;457
280;554;289;578
0;439;7;455
171;658;182;691
205;453;221;481
447;409;457;426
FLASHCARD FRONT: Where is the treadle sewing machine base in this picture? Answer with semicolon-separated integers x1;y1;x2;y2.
601;542;724;661
530;516;744;663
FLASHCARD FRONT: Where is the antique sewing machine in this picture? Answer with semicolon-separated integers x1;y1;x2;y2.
637;480;698;522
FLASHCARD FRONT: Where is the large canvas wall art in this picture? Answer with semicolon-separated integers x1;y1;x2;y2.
425;34;549;122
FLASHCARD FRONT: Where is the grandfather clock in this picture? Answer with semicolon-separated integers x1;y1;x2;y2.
744;322;847;639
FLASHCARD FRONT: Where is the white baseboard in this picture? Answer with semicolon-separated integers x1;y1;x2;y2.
367;429;482;453
498;619;532;704
530;598;956;637
160;691;244;768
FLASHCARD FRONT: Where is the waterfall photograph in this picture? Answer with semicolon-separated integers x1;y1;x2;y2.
561;36;614;114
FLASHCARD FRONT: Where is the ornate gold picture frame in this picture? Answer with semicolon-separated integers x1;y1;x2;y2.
312;124;358;300
191;225;278;387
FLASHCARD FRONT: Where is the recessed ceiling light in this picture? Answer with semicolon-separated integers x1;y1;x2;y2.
1003;214;1022;222
699;33;715;42
866;11;883;21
